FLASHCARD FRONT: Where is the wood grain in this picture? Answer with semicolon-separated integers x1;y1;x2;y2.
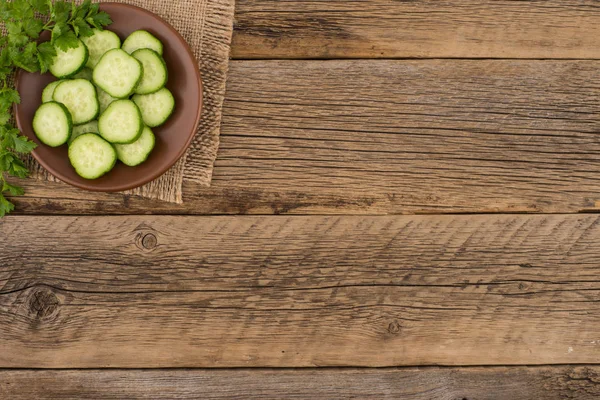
3;214;600;367
2;367;600;399
232;0;600;59
10;60;600;215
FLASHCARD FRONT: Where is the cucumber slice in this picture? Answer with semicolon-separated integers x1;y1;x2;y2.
114;125;155;166
132;88;175;127
98;100;143;144
82;29;122;69
122;30;163;55
53;79;99;125
68;133;117;179
33;102;72;147
93;49;143;98
73;67;94;81
69;120;99;145
97;86;118;114
42;80;62;103
49;40;89;78
132;49;167;95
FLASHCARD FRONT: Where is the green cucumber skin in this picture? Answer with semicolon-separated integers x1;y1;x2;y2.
98;100;145;144
132;88;175;128
53;79;100;125
69;133;117;180
72;67;94;81
42;80;62;103
93;50;144;99
119;143;153;166
83;29;122;69
68;120;99;145
122;30;164;55
122;103;144;144
130;58;145;97
132;49;168;95
52;43;90;79
33;101;73;147
115;127;156;166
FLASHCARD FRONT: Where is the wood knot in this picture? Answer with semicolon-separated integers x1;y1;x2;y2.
28;289;59;320
135;231;159;251
141;233;158;249
387;320;401;334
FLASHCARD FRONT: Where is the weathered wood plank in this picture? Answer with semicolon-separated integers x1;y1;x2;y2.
232;0;600;59
2;214;600;367
10;60;600;215
2;367;600;399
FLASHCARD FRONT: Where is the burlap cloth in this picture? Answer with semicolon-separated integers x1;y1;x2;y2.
27;0;235;203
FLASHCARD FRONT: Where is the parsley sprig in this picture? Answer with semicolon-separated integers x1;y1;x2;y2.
0;0;111;217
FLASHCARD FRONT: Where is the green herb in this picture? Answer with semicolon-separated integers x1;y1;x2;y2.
0;0;111;217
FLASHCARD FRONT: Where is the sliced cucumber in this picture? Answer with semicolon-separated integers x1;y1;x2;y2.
97;86;118;114
42;80;62;103
132;49;167;95
98;100;143;144
49;40;89;78
73;67;94;81
33;102;72;147
68;133;117;179
53;79;99;125
132;88;175;127
114;125;155;166
122;30;163;55
69;120;99;145
82;29;122;69
93;49;143;98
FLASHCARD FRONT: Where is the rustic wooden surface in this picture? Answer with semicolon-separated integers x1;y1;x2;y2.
232;0;600;59
3;0;600;398
11;59;600;215
3;214;600;367
3;367;600;399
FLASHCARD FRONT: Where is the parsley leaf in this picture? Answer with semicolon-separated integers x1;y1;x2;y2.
0;151;15;171
73;17;94;38
53;28;78;51
37;42;56;73
11;1;32;21
12;135;36;154
0;88;21;107
52;1;71;25
23;18;45;39
7;157;29;178
31;0;50;15
3;181;24;196
90;11;112;29
0;193;15;217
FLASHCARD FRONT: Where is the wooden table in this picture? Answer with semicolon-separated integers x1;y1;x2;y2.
3;1;600;398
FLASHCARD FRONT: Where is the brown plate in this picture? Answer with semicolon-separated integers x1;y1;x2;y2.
14;2;203;192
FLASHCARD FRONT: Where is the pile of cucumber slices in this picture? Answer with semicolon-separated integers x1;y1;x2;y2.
33;29;175;179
